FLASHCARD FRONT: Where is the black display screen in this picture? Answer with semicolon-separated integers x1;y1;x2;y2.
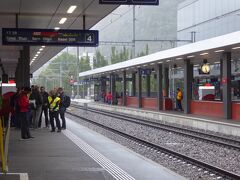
2;28;99;47
99;0;159;5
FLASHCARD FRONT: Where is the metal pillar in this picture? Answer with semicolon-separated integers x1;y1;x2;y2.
132;73;136;96
101;76;106;93
156;64;163;110
110;74;116;105
222;52;232;119
183;59;193;114
163;67;169;97
17;46;30;88
60;61;63;87
132;5;136;58
122;71;127;106
220;59;223;101
76;47;80;98
146;74;151;97
109;74;112;93
137;68;142;108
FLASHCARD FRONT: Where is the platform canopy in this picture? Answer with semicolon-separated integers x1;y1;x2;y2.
0;0;119;77
79;31;240;78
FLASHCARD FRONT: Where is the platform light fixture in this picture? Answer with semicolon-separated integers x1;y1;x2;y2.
214;49;224;53
194;64;200;67
232;46;240;50
37;51;40;54
67;5;77;14
166;59;171;62
157;61;163;64
54;27;60;31
35;54;39;57
150;63;155;65
214;61;220;64
187;55;195;58
39;48;43;51
200;52;208;56
59;17;67;24
176;57;183;60
41;46;45;48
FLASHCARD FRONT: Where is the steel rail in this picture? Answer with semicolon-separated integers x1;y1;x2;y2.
67;110;240;180
71;104;240;150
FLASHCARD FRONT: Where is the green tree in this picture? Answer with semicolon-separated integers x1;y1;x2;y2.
37;52;78;95
137;44;149;57
93;50;108;68
111;46;119;64
79;55;91;72
111;46;130;64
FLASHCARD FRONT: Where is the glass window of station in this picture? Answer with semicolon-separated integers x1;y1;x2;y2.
168;52;240;102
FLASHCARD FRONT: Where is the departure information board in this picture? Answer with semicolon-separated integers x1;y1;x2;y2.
99;0;159;5
2;28;99;46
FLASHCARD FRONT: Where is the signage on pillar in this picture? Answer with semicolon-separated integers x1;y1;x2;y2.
89;77;99;82
99;0;159;5
2;28;99;47
222;77;228;84
140;68;152;75
2;74;8;83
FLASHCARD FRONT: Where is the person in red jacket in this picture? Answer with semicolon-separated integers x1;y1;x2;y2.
18;87;33;140
106;92;112;104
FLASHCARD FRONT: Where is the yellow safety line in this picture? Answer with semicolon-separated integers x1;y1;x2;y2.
0;118;6;172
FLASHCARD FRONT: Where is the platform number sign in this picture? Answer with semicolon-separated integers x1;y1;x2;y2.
2;28;99;47
85;33;94;43
99;0;159;5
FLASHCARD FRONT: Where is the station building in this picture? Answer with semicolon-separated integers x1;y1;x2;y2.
79;31;240;120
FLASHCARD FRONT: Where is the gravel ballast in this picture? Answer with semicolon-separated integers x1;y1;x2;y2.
67;107;240;179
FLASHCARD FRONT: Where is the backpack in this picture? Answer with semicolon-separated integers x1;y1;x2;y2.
14;98;20;112
63;95;71;108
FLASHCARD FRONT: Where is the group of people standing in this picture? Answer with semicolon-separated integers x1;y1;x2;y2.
11;86;68;140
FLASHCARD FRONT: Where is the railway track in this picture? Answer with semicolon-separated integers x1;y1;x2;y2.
66;109;240;180
71;104;240;151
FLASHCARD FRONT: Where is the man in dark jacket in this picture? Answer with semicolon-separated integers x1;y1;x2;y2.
31;85;43;128
57;87;66;130
38;86;49;128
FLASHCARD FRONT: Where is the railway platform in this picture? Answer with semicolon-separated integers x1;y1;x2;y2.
72;99;240;137
1;117;185;180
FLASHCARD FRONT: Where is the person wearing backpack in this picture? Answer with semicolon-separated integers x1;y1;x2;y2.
57;87;70;130
10;88;21;128
48;90;61;132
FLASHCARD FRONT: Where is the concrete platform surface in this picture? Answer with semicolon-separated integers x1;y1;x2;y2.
72;99;240;137
65;118;186;180
6;117;185;180
8;128;114;180
0;173;28;180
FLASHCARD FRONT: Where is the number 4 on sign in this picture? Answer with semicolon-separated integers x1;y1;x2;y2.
86;34;93;42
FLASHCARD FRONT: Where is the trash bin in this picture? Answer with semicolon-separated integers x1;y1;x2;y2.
163;97;173;110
